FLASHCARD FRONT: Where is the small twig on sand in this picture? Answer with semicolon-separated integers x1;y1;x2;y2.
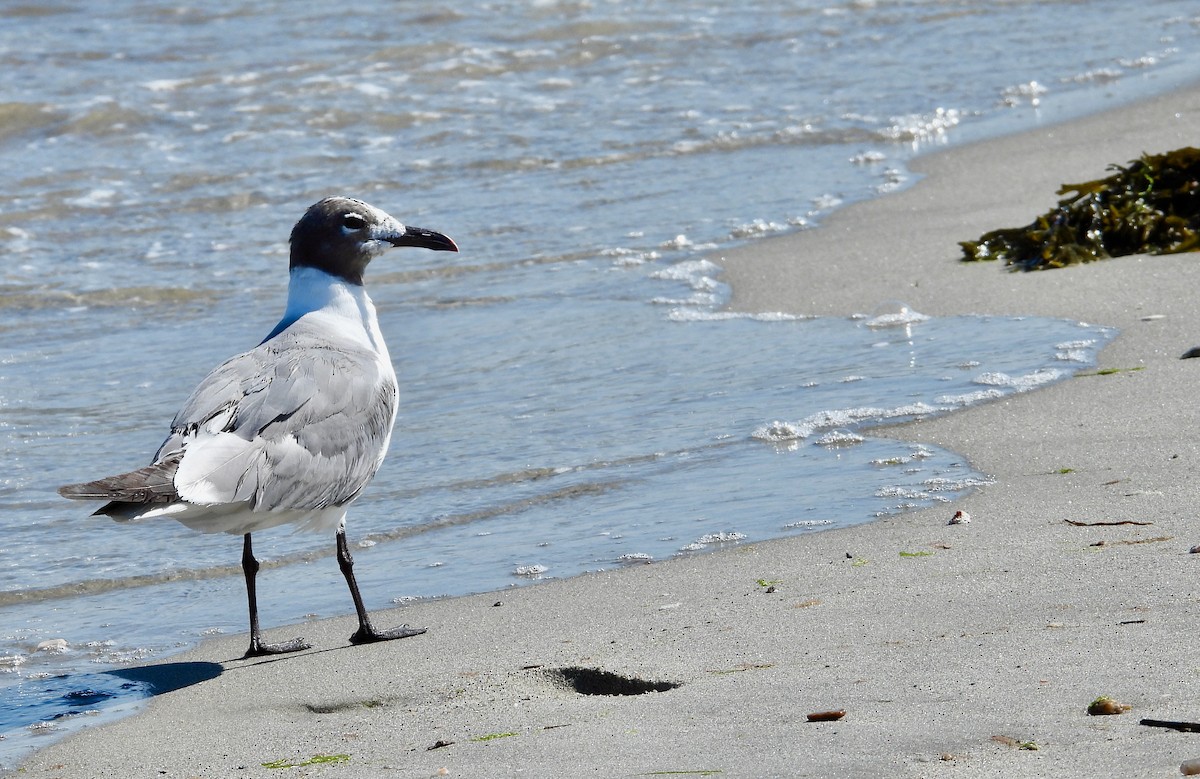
1065;519;1153;527
1141;719;1200;733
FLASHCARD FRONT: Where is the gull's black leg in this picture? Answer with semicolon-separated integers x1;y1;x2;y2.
242;533;311;658
336;526;426;645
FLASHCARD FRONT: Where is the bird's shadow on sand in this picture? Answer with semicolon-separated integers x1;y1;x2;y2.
107;661;224;695
0;661;223;732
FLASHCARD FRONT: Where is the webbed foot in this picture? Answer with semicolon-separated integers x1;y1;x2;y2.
244;636;312;658
348;624;427;645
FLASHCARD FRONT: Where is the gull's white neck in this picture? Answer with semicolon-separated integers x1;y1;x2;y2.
273;266;388;355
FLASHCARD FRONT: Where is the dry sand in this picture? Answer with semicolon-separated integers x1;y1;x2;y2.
19;85;1200;777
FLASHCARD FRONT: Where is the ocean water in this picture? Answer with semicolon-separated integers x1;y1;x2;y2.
1;0;1194;766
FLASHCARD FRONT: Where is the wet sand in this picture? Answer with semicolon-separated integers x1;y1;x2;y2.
19;84;1200;777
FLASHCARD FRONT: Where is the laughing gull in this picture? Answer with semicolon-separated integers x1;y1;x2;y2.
59;196;458;657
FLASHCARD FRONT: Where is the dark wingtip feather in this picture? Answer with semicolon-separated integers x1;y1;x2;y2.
58;482;109;500
57;459;182;505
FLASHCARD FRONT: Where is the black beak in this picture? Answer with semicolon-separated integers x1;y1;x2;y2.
388;225;458;253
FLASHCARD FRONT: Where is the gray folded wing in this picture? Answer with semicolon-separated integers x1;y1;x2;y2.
160;324;397;512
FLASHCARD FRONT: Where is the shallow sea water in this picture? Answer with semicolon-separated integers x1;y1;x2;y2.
1;0;1196;766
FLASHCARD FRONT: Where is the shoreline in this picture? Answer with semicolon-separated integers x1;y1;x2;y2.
18;84;1200;777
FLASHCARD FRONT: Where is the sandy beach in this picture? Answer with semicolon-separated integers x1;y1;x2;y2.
19;84;1200;777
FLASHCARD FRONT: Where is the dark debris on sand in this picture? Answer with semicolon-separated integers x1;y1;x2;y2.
960;147;1200;271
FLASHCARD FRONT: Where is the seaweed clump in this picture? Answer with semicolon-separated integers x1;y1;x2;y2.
960;147;1200;270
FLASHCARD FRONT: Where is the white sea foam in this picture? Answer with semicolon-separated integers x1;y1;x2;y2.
752;420;811;442
1066;67;1124;84
849;150;887;164
884;107;961;143
64;189;118;208
876;485;929;500
668;309;804;322
680;532;748;551
815;430;865;447
797;402;941;433
1054;339;1098;363
651;258;722;283
864;304;930;328
728;218;793;239
142;78;190;92
974;368;1065;390
0;655;25;672
1000;80;1048;106
783;519;835;529
924;476;995;492
936;388;1005;406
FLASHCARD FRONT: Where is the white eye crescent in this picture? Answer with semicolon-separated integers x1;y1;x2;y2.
341;213;368;231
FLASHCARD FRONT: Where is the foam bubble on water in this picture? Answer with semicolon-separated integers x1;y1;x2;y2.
1055;349;1091;362
728;218;791;239
1054;338;1098;363
601;246;661;267
142;78;190;92
0;655;25;673
33;640;68;655
783;519;835;529
810;193;843;211
849;150;887;165
1000;80;1048;107
864;303;930;328
884;107;961;143
876;485;930;500
617;552;653;564
353;82;389;98
801;408;882;428
1066;67;1124;84
143;241;174;260
875;167;907;194
752;420;811;442
936;388;1005;406
89;647;151;666
680;531;747;551
974;368;1065;390
800;402;941;432
924;476;995;494
870;444;934;467
815;429;865;447
651;258;722;283
1119;54;1162;69
651;258;725;307
513;564;548;578
64;189;118;208
668;309;805;323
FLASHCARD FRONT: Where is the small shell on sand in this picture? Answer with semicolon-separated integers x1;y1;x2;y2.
948;510;970;525
806;709;847;722
1086;696;1131;716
